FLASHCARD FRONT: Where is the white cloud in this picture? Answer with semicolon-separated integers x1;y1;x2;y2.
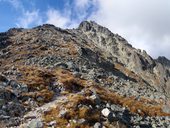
45;3;91;29
8;0;22;9
5;0;24;12
89;0;170;58
16;10;42;28
46;8;70;28
3;0;42;28
73;0;97;20
74;0;89;8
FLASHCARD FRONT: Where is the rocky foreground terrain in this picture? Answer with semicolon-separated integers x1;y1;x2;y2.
0;21;170;128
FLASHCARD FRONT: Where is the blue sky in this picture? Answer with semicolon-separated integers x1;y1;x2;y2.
0;0;170;59
0;0;97;32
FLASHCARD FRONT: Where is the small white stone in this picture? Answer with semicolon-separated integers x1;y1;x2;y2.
48;120;56;126
94;122;101;128
101;108;110;117
137;109;141;113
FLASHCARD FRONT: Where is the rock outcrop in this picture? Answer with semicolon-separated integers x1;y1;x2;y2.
0;21;170;127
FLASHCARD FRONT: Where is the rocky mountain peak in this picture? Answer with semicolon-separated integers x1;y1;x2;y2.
78;21;128;43
0;21;170;127
34;24;57;30
78;21;113;35
156;56;170;67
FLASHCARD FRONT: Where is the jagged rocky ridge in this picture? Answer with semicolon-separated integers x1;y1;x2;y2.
0;21;170;127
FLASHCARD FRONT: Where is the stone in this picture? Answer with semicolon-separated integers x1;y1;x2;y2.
106;103;111;108
73;71;81;77
48;120;56;126
8;80;20;88
66;61;74;69
0;115;10;119
94;122;101;128
54;62;68;69
0;99;5;106
20;84;28;92
107;112;114;122
59;109;67;117
112;113;116;118
0;74;8;83
151;123;157;128
77;118;86;124
27;119;43;128
36;96;44;102
137;109;141;113
110;104;122;111
89;94;101;105
101;108;111;117
162;103;170;113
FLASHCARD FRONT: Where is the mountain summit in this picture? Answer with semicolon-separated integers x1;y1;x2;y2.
0;21;170;127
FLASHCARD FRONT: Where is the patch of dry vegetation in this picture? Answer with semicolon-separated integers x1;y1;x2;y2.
43;93;100;128
59;42;78;56
17;66;170;127
55;67;170;116
18;67;170;116
93;85;170;116
18;66;55;104
114;63;145;84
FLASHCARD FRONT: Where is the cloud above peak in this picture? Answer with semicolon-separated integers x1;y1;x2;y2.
16;10;42;28
74;0;90;8
46;8;70;28
2;0;170;59
89;0;170;58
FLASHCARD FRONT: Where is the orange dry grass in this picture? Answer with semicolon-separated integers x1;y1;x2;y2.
55;67;170;116
18;66;170;117
58;42;78;57
114;63;143;83
43;94;100;128
18;66;55;89
59;71;169;117
18;66;55;103
92;85;170;116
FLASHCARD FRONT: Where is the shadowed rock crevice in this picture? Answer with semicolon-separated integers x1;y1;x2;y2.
81;47;137;82
0;33;11;50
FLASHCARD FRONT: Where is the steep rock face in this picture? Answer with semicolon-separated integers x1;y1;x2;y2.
0;21;170;127
156;56;170;68
77;21;170;95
